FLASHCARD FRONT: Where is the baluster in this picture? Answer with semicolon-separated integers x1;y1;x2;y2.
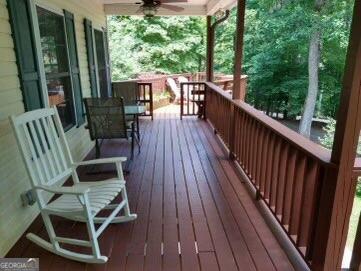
264;132;276;202
276;141;289;218
252;121;260;183
255;125;265;188
289;154;306;239
270;137;281;210
259;129;270;196
281;148;297;229
297;160;320;257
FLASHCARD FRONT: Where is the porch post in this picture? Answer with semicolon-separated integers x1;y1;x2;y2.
206;12;230;82
229;0;246;159
206;16;214;82
232;0;246;100
311;0;361;269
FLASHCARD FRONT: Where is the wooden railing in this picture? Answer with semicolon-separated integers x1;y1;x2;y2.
205;82;334;266
205;84;233;147
180;82;206;118
138;82;154;120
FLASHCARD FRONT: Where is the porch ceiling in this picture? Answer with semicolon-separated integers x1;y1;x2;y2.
102;0;237;16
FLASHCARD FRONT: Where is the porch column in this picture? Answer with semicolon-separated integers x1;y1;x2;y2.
232;0;246;100
229;0;246;159
311;0;361;269
206;11;230;82
206;16;214;82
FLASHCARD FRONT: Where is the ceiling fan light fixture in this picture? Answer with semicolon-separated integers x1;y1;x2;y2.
143;5;157;17
214;9;226;19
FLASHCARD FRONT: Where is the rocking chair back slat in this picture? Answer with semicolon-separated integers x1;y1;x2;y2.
53;107;74;167
49;118;68;172
38;118;57;177
28;121;52;182
22;122;46;184
11;107;73;187
40;117;61;174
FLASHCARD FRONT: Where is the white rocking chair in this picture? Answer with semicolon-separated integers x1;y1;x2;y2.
10;106;137;264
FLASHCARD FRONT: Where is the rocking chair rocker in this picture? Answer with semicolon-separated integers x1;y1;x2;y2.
10;106;137;263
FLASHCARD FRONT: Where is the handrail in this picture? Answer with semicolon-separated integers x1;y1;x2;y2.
206;82;232;99
205;82;332;164
353;157;361;177
205;81;336;265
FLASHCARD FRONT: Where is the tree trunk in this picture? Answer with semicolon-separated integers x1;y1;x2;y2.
299;0;325;138
299;29;321;137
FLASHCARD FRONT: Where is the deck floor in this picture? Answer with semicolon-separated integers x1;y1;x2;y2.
7;105;294;271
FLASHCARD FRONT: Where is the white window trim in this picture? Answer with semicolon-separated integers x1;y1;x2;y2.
29;0;48;108
33;0;63;16
29;0;78;131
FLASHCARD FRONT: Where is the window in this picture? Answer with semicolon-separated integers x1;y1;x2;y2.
94;29;108;98
7;0;44;111
37;7;75;130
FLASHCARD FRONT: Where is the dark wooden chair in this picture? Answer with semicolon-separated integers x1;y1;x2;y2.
112;81;154;119
84;97;140;160
112;81;139;105
112;81;144;138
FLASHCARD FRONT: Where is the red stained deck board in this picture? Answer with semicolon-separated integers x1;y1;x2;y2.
163;114;181;271
198;117;295;271
189;119;275;271
199;252;220;271
6;106;294;271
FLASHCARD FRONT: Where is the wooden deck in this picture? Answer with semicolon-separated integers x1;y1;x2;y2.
7;105;294;271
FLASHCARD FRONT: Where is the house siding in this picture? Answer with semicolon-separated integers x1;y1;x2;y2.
0;0;106;256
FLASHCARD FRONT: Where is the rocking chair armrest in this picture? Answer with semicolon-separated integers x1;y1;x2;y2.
34;185;90;195
73;157;127;168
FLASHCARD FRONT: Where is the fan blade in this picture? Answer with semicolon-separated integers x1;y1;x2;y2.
160;4;184;12
160;0;187;2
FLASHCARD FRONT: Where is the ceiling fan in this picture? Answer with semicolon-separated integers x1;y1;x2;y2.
135;0;188;17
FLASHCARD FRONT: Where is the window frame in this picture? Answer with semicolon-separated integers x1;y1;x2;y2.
30;1;78;131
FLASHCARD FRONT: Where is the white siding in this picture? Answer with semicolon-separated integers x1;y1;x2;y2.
0;0;106;256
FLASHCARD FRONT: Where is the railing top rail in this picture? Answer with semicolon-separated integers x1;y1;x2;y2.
206;82;232;99
205;82;332;164
180;81;206;85
354;158;361;177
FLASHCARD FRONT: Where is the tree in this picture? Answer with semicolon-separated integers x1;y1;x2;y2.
108;15;206;80
108;1;353;129
299;0;326;138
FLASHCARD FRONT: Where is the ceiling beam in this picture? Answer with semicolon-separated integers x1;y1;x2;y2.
104;4;207;15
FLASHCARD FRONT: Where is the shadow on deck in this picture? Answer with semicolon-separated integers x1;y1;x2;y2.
7;105;295;271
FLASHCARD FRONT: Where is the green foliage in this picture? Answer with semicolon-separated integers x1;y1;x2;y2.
215;0;353;118
320;117;361;153
108;0;353;120
153;91;171;102
320;118;361;199
108;15;206;81
319;117;336;149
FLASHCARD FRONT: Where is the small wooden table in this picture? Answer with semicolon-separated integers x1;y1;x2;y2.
124;105;146;115
124;105;146;139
